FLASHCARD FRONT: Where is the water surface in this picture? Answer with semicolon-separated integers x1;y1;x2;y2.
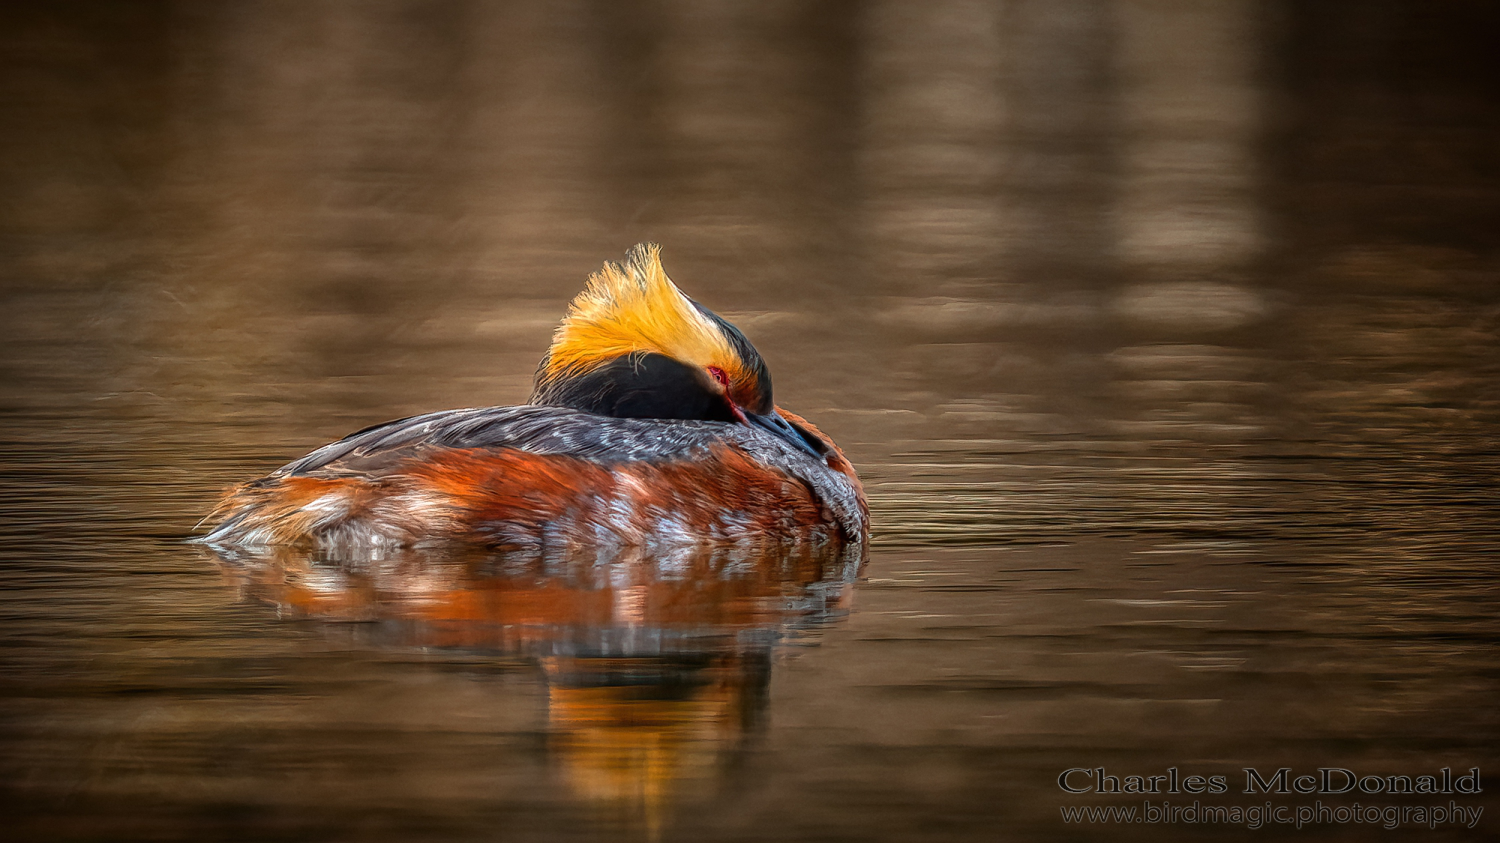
1;2;1497;841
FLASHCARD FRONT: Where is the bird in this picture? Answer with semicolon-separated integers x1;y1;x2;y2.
196;244;867;552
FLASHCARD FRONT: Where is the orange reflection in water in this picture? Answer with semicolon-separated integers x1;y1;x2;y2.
204;540;862;823
543;652;769;831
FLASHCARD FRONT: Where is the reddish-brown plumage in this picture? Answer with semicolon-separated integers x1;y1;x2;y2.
403;443;836;545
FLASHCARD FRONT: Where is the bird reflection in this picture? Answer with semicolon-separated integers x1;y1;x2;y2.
202;540;862;822
541;652;771;830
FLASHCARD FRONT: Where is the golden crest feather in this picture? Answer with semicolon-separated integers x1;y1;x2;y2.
543;244;736;378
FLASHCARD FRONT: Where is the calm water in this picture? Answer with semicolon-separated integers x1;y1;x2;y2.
2;2;1498;841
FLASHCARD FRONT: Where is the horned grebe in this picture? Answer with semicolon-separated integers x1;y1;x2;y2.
197;244;866;551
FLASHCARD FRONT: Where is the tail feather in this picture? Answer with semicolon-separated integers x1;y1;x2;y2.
194;476;452;549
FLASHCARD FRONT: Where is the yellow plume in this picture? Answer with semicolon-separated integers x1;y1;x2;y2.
543;244;734;378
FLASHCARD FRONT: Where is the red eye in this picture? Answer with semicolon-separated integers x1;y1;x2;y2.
707;366;729;388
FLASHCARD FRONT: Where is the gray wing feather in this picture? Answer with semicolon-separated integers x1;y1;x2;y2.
276;406;740;475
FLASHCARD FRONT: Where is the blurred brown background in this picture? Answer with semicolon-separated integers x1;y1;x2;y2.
1;1;1497;841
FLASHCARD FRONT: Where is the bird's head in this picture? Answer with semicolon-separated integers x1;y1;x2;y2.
529;244;825;457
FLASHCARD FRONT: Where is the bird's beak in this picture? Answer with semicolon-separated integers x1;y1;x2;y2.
743;408;823;458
